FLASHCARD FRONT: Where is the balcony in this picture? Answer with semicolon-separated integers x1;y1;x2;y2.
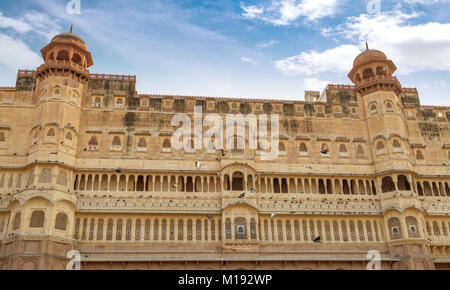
355;75;402;96
36;60;89;79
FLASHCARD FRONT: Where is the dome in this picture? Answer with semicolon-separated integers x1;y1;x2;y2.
348;43;397;84
353;49;387;67
52;32;86;47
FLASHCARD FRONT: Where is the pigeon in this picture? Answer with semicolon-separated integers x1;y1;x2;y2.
313;236;322;243
195;161;203;170
239;192;245;199
270;213;276;219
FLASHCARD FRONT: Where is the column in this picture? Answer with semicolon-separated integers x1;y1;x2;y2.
112;219;117;241
131;219;136;242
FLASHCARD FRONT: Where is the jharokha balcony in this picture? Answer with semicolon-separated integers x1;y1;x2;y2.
355;75;403;97
36;60;90;80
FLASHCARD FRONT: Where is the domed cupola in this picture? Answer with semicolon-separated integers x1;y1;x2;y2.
36;25;93;81
348;43;402;97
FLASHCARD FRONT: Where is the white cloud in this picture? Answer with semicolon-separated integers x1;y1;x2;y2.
303;78;330;91
0;12;32;33
23;12;62;41
274;44;361;74
0;11;60;40
240;57;258;64
241;5;265;19
277;12;450;76
0;11;61;75
0;33;42;70
241;0;339;25
403;0;450;5
335;12;450;73
258;40;280;49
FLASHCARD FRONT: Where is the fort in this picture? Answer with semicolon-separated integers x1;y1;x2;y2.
0;29;449;270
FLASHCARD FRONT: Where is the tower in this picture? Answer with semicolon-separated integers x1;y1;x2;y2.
348;44;434;270
4;27;93;270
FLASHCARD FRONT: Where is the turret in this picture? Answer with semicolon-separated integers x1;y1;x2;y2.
2;27;93;269
348;42;401;97
348;45;434;270
30;26;93;165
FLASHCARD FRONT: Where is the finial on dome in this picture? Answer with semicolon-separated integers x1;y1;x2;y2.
366;42;369;50
70;24;73;33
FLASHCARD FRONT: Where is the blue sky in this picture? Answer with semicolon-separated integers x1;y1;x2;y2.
0;0;450;105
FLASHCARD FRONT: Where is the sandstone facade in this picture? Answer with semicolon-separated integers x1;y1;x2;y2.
0;32;449;270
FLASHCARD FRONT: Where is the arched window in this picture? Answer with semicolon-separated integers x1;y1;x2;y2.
433;222;441;236
388;217;402;240
339;144;348;157
406;216;419;238
54;87;61;95
363;68;374;79
56;50;70;61
232;172;244;191
38;168;52;183
48;52;54;60
138;138;147;148
30;210;45;228
71;53;82;65
235;217;247;240
393;139;401;151
56;169;68;186
376;141;385;151
416;150;424;160
225;218;232;240
320;143;329;155
162;139;170;148
112;136;121;146
376;66;386;75
356;145;365;159
385;101;394;112
55;213;68;231
370;104;378;114
397;175;411;191
65;131;73;141
0;132;5;142
162;138;171;152
223;175;230;191
382;176;395;193
299;143;308;156
250;218;257;240
47;128;56;137
88;136;99;150
137;138;147;152
279;142;286;153
13;212;21;230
